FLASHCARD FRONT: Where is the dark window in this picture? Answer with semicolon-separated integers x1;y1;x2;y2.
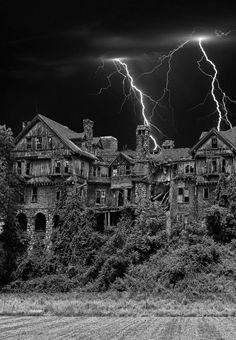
81;162;84;177
118;190;124;206
222;159;226;173
203;188;209;199
97;166;101;177
96;190;106;204
212;159;217;173
178;188;184;195
64;161;69;173
185;165;189;173
212;136;218;148
35;213;46;232
127;188;132;202
35;137;42;150
48;137;53;149
17;161;22;175
32;187;37;203
184;189;189;203
56;191;61;201
190;166;194;173
17;213;27;231
26;137;32;150
126;165;131;175
55;161;61;174
26;162;31;175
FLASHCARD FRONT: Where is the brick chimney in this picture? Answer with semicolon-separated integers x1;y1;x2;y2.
136;125;150;159
83;119;94;152
162;140;175;149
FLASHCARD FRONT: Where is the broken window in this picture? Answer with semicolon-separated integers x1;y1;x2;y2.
35;137;42;150
32;187;38;203
177;187;189;203
184;189;189;203
17;161;22;175
222;159;226;173
112;167;118;176
126;165;131;175
56;190;61;201
48;137;53;149
26;162;31;175
96;189;106;205
55;161;61;174
212;159;217;173
26;137;32;150
127;188;132;202
212;136;218;148
64;161;69;173
203;187;209;199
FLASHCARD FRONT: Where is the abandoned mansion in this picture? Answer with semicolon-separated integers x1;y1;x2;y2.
12;114;236;239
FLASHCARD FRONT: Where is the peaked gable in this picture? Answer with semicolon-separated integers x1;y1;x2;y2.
190;128;236;154
110;152;135;167
14;114;96;160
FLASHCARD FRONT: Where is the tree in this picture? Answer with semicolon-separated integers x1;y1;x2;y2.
0;125;24;285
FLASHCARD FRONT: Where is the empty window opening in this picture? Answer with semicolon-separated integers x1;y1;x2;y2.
17;213;27;231
203;188;209;199
35;213;46;232
222;159;226;173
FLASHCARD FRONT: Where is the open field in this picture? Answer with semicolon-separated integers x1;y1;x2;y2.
0;293;236;317
0;315;236;339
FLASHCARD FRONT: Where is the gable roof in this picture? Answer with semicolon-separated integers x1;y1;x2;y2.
109;152;135;167
15;114;97;160
191;127;236;154
150;148;191;163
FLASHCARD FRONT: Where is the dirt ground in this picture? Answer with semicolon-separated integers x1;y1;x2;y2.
0;316;235;339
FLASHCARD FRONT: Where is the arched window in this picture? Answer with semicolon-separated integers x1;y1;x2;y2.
17;213;27;231
35;213;46;232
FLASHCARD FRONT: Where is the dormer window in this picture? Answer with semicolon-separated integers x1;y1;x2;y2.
212;136;218;148
36;137;42;150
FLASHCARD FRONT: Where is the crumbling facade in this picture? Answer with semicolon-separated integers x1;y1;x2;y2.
12;114;236;239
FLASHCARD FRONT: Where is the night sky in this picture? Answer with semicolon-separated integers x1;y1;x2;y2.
2;1;236;150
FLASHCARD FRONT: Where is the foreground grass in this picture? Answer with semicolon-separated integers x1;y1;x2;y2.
0;292;236;317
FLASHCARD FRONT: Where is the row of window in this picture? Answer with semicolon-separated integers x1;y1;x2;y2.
16;160;71;176
95;189;132;205
112;165;131;176
26;136;53;150
177;187;209;203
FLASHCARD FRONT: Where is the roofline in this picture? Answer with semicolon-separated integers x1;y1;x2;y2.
14;114;97;160
190;127;236;154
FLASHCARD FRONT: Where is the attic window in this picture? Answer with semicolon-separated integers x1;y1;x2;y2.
36;137;42;150
26;137;32;150
212;136;218;148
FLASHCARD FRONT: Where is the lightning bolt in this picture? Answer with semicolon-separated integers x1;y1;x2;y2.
198;37;235;130
96;30;236;148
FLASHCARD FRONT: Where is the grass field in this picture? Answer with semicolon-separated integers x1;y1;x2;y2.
0;315;236;339
0;292;235;317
